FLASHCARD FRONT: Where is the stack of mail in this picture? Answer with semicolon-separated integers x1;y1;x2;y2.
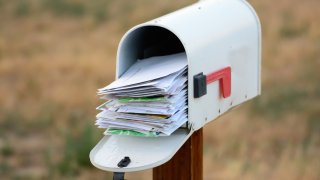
96;53;188;137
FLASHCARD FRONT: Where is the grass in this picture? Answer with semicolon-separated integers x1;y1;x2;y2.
57;124;98;176
279;13;308;39
280;23;308;38
250;85;309;118
0;162;11;176
0;111;22;131
303;112;320;150
1;141;14;157
0;139;14;177
43;0;86;18
44;148;55;180
7;0;112;23
15;0;30;17
92;4;108;23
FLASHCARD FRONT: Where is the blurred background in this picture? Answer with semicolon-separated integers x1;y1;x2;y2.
0;0;319;179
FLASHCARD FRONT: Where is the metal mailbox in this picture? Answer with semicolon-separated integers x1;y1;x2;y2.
90;0;261;173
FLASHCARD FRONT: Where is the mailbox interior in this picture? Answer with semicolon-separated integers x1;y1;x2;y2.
117;26;186;79
117;25;190;128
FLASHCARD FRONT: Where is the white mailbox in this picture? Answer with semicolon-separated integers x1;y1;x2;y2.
90;0;261;173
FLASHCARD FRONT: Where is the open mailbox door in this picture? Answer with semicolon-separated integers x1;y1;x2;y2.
90;129;192;172
90;0;261;172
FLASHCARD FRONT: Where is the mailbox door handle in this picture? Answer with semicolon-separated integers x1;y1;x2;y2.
193;67;231;98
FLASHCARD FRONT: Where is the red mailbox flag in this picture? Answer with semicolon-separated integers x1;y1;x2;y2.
206;67;231;98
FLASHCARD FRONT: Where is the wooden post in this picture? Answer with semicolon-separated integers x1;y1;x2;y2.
153;128;203;180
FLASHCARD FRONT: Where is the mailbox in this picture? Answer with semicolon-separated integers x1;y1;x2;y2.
90;0;261;173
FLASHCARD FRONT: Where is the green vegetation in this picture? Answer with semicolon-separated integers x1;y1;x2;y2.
279;12;308;38
251;85;309;118
0;0;112;23
43;0;86;18
58;124;98;176
303;112;320;149
15;0;30;17
1;142;14;157
280;22;308;39
0;111;22;131
0;162;10;176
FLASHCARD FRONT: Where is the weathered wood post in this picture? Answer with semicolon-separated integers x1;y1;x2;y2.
153;129;203;180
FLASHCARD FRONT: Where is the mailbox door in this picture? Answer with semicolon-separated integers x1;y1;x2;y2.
90;129;191;172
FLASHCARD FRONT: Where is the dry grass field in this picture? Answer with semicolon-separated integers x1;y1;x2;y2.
0;0;319;179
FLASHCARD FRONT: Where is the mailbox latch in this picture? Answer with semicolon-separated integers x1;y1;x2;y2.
193;72;207;98
117;156;131;168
